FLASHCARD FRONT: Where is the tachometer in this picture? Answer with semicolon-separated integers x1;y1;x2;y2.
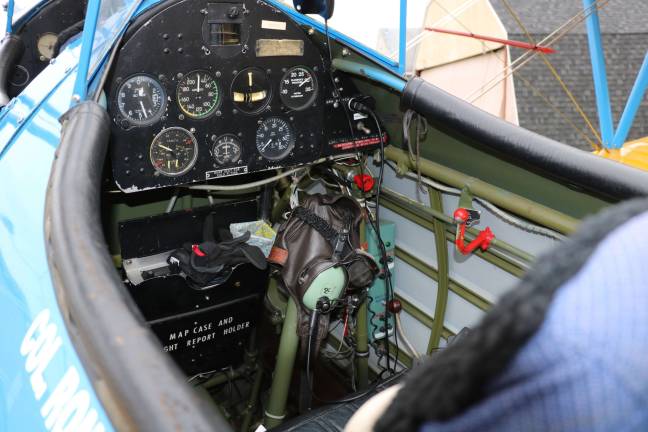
212;134;242;165
280;66;317;111
117;75;166;127
255;117;295;161
177;71;221;119
231;68;271;114
150;127;198;176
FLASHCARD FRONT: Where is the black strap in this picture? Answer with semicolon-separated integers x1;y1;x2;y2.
293;207;340;242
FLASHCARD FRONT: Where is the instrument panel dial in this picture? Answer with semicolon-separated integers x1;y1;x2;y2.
231;67;271;114
37;32;58;61
150;127;199;176
255;117;295;161
177;71;221;119
280;66;317;111
212;134;242;165
117;75;167;126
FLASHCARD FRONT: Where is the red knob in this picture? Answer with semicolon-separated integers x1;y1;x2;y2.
388;299;402;314
354;174;375;192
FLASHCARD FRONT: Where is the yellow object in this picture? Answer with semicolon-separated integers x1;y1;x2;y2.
594;137;648;171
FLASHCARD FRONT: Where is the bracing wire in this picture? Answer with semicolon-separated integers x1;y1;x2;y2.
499;0;604;149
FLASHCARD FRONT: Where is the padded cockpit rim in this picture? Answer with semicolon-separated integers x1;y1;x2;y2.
401;77;648;200
44;101;230;431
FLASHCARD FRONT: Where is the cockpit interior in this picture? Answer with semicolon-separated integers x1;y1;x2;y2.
98;0;392;429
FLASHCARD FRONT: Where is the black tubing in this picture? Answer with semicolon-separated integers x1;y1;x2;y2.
401;77;648;200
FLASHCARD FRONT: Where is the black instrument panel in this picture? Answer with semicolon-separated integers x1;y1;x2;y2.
108;0;381;193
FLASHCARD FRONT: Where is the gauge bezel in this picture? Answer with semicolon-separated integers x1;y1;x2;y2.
255;117;296;161
230;67;273;115
176;70;222;120
212;134;243;165
149;127;199;177
116;74;167;127
279;66;318;111
36;32;58;61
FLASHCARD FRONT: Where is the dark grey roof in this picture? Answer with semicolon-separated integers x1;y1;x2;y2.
491;0;648;35
487;0;648;150
510;34;648;150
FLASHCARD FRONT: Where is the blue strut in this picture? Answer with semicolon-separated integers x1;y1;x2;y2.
611;52;648;149
582;0;614;148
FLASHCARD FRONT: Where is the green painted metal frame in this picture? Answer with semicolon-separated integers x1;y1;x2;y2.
427;187;449;353
264;298;300;428
386;146;579;235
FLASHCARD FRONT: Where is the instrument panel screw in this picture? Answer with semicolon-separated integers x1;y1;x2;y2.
308;28;315;35
71;94;81;103
333;102;339;108
162;33;169;39
234;281;241;287
176;73;183;79
215;71;221;78
177;33;183;39
216;110;222;117
342;48;350;57
177;47;184;53
232;109;238;115
190;127;196;133
179;114;185;120
211;135;217;141
163;48;170;54
334;77;340;83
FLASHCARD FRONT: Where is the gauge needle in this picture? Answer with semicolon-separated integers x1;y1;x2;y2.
299;77;312;87
262;139;273;151
196;74;201;92
158;144;173;152
138;87;145;97
248;71;253;87
140;101;148;118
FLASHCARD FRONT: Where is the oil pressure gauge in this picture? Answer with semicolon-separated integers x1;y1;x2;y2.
280;66;317;111
212;134;242;165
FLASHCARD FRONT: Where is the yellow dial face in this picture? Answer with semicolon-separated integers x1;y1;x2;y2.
37;33;58;61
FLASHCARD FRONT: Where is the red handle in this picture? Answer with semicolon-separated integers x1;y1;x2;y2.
453;208;495;255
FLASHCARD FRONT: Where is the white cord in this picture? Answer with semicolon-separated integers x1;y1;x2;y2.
185;154;356;192
397;169;565;241
395;313;421;360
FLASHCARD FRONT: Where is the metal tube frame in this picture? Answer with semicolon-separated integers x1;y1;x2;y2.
5;0;15;34
612;52;648;148
264;298;299;429
582;0;614;147
72;0;102;104
427;187;449;353
385;146;579;235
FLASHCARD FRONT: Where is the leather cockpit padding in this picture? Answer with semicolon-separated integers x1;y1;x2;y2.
0;35;24;107
401;77;648;200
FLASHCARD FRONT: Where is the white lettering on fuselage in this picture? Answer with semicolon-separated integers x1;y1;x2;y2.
21;309;106;432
